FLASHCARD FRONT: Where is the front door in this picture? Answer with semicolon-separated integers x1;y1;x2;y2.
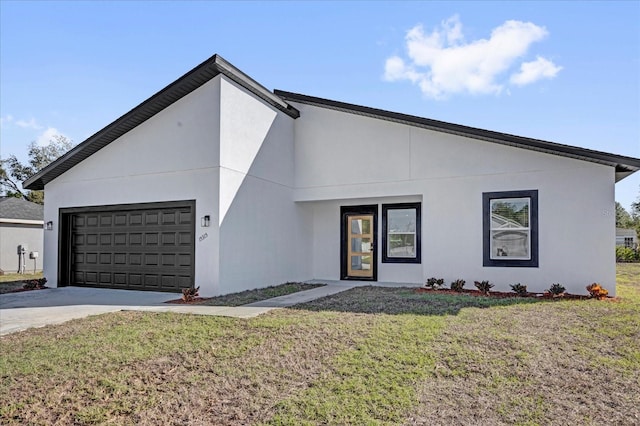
341;205;377;280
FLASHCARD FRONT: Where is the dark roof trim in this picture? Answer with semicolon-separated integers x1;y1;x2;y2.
24;55;299;190
275;90;640;179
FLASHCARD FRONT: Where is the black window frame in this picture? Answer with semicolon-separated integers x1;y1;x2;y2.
382;202;421;264
483;190;538;268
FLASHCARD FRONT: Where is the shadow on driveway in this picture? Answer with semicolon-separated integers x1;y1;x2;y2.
0;287;176;336
0;286;175;309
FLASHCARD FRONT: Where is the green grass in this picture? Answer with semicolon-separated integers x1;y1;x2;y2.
0;272;43;283
1;265;638;425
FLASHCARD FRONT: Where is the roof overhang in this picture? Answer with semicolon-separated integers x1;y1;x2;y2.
24;55;299;190
275;90;640;183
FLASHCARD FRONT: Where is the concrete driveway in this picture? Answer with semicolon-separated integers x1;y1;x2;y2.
0;287;276;336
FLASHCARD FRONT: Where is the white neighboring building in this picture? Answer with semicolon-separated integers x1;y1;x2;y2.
616;228;638;249
0;197;44;274
24;55;640;296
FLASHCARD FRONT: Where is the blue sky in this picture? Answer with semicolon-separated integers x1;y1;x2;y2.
1;1;639;209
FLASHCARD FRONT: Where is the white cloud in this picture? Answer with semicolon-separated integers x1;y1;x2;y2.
384;15;562;99
0;115;14;128
510;56;563;86
35;127;67;146
15;117;43;130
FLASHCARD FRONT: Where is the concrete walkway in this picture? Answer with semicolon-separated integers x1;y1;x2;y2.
0;280;420;336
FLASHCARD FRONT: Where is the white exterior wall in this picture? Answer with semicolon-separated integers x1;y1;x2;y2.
0;223;44;273
42;78;222;295
217;78;311;293
292;104;617;295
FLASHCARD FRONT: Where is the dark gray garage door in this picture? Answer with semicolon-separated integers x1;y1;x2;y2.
60;201;195;292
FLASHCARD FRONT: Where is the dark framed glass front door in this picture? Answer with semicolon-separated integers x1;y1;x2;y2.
340;205;377;281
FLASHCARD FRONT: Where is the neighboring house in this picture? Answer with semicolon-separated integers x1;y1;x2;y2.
23;54;640;297
0;197;44;274
616;228;638;249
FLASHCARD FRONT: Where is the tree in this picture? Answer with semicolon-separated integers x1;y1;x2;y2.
631;186;640;220
615;201;633;228
630;186;640;238
0;135;73;204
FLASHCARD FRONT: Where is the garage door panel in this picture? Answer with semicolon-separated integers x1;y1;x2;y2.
64;201;195;292
145;233;159;245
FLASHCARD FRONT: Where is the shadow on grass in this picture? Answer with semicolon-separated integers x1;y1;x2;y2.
290;286;570;316
193;282;326;307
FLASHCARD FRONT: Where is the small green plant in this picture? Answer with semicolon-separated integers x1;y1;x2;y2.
547;283;566;296
615;246;640;262
586;283;609;300
425;277;445;289
23;277;47;290
510;283;528;296
450;279;466;292
474;280;494;295
181;286;200;302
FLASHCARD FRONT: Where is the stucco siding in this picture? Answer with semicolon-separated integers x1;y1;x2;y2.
217;77;309;293
0;224;43;273
42;77;222;294
292;103;617;295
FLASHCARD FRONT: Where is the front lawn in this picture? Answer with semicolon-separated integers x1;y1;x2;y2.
1;265;638;425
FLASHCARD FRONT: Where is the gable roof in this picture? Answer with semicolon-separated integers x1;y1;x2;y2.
0;197;44;222
275;90;640;182
23;54;300;190
23;54;640;190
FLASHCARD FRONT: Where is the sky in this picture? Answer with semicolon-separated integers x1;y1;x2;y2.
1;1;639;210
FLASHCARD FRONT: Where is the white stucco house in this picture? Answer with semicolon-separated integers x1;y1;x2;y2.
24;54;640;297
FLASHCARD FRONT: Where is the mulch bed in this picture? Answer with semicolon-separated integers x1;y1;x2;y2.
415;288;615;301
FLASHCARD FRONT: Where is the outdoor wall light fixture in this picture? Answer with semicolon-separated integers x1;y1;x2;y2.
201;215;210;227
45;221;53;231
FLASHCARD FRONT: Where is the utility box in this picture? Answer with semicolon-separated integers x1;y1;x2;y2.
30;251;39;259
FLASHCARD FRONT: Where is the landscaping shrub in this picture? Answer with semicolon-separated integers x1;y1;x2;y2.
181;286;200;302
586;283;609;300
425;277;445;290
473;280;494;294
450;279;466;292
23;278;47;290
510;283;528;296
547;283;566;296
615;246;640;262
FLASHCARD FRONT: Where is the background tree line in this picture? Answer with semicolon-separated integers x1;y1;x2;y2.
0;135;73;204
616;193;640;238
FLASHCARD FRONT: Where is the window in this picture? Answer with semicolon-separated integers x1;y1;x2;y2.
483;190;538;267
624;237;634;248
382;202;421;263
